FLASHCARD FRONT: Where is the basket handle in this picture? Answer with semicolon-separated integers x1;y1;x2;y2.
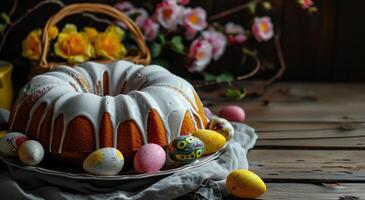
38;3;151;69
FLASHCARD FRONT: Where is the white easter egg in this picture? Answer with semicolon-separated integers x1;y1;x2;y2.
0;132;28;157
83;147;124;176
18;140;44;166
208;116;235;140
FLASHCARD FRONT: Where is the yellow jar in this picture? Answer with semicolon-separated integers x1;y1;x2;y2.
0;61;13;110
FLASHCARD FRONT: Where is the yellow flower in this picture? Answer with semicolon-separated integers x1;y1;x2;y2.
93;25;127;60
22;29;42;60
54;24;94;63
48;26;59;40
84;27;99;41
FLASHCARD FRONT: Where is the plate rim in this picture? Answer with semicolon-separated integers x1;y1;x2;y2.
0;143;227;181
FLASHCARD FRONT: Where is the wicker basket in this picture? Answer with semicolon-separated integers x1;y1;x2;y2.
33;3;151;75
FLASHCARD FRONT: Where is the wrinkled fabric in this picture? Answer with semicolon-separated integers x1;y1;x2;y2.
0;123;257;200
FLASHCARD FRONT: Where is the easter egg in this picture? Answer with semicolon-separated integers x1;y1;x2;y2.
226;169;266;199
134;143;166;173
0;132;28;157
208;116;234;140
203;107;213;120
83;147;124;176
18;140;44;166
219;105;245;122
191;130;226;155
167;135;204;164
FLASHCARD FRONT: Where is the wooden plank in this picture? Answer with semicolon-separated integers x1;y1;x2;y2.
250;183;365;200
256;126;365;139
256;137;365;149
248;149;365;182
247;122;342;132
199;83;365;123
247;122;365;148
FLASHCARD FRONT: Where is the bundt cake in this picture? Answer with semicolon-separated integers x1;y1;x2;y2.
9;60;208;164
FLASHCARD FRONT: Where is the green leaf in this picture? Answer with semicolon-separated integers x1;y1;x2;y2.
170;36;185;54
0;13;10;24
216;72;234;83
226;87;246;101
0;24;4;32
158;34;166;44
247;1;258;14
204;73;217;81
262;1;272;10
143;2;154;13
151;42;162;58
128;13;141;21
242;48;258;57
308;7;318;14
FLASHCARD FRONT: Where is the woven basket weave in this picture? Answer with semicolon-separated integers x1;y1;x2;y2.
33;3;151;75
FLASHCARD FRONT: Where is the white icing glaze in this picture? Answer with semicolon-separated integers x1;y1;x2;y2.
10;60;205;154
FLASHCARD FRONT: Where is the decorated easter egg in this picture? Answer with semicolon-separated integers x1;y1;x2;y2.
0;132;28;157
167;135;205;164
203;107;213;120
219;105;245;122
134;143;166;173
208;116;235;140
18;140;44;166
192;130;226;155
83;147;124;176
226;169;266;198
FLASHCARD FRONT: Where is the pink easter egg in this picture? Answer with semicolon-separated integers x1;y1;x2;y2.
134;143;166;173
219;105;246;122
204;107;213;120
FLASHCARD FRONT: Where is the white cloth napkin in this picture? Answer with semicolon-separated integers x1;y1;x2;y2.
0;123;257;200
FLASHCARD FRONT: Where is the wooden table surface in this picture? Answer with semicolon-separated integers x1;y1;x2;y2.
197;82;365;200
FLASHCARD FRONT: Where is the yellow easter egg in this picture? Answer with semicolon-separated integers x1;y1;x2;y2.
0;131;6;138
191;129;226;155
226;169;266;199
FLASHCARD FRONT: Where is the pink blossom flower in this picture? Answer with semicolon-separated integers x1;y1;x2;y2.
188;38;213;72
115;4;148;29
298;0;314;9
142;18;160;41
225;22;247;44
115;2;135;13
252;17;274;42
166;0;190;6
183;7;207;40
202;29;227;60
178;0;190;5
128;8;149;28
155;1;184;31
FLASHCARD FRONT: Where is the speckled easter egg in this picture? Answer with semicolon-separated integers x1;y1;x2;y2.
219;105;245;122
192;130;226;155
0;132;28;157
18;140;44;166
208;116;235;140
134;143;166;173
83;147;124;176
167;135;205;164
226;169;266;198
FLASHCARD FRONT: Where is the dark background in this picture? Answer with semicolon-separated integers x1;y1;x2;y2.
1;0;364;90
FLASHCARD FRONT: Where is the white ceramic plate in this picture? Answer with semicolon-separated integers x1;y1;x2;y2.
0;144;227;181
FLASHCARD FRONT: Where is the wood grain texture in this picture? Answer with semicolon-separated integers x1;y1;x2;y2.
227;183;365;200
248;149;365;182
258;183;365;200
200;83;365;123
